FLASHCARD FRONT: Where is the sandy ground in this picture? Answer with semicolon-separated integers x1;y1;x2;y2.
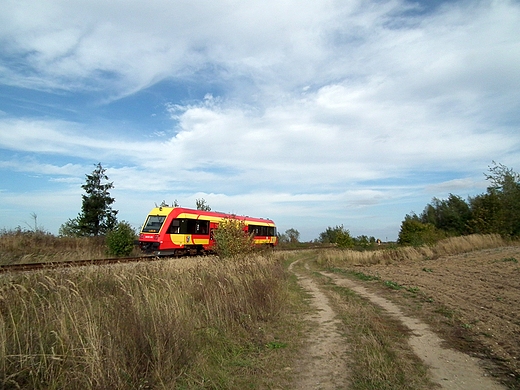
289;246;520;389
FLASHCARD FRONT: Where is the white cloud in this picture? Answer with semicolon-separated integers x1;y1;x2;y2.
0;0;336;96
1;0;519;240
0;77;516;194
425;178;486;196
0;159;85;177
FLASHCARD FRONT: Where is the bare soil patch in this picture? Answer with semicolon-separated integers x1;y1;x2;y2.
349;246;520;388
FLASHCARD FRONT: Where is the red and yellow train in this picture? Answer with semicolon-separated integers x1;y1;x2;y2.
138;207;277;256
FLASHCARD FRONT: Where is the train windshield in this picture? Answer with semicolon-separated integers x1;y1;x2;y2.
142;215;166;233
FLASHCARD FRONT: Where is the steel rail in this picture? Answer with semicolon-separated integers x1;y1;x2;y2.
0;256;159;274
0;246;323;274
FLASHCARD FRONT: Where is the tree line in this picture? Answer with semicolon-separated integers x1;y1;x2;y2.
278;225;380;249
398;162;520;246
283;162;519;248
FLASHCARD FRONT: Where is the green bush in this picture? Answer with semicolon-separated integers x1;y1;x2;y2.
213;218;254;258
106;221;136;257
398;214;445;246
319;225;354;248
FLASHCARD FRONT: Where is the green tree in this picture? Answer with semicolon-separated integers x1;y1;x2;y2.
354;235;370;248
401;162;520;241
398;213;444;246
484;162;520;237
59;218;81;237
106;221;136;256
60;163;118;237
285;228;300;244
468;192;501;234
196;198;211;211
319;225;353;248
277;232;289;244
420;194;471;236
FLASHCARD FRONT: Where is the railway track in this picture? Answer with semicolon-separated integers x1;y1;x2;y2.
0;246;321;274
0;256;159;274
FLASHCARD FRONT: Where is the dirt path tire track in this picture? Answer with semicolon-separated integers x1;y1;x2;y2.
289;256;506;390
349;246;520;387
288;258;350;389
323;271;506;390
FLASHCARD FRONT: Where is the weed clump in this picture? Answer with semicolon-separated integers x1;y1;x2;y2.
213;217;254;258
106;221;136;257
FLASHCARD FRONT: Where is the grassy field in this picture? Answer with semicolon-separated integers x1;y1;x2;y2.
0;254;303;389
1;232;517;389
0;230;112;265
316;233;509;267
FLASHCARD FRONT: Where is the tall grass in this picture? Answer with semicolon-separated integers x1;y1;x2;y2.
317;234;512;267
0;229;135;265
0;254;286;389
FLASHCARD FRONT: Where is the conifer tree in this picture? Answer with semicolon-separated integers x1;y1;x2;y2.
60;163;118;236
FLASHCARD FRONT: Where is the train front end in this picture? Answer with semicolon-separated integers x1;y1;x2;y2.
138;207;171;254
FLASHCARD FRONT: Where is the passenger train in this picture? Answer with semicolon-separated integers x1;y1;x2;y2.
138;207;277;256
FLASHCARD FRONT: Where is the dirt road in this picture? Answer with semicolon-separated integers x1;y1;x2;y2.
288;248;518;389
288;259;350;389
353;246;520;386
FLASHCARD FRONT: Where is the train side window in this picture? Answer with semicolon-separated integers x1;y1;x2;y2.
168;219;181;234
197;220;209;234
187;219;209;235
249;225;260;236
247;224;276;236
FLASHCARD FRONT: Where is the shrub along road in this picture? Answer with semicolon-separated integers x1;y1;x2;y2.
287;249;516;389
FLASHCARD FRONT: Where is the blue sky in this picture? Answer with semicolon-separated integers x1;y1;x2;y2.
1;0;519;241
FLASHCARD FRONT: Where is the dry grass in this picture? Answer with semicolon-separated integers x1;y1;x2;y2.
317;234;512;268
0;254;288;389
2;233;513;388
0;230;117;265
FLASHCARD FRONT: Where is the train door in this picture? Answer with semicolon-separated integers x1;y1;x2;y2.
209;222;218;249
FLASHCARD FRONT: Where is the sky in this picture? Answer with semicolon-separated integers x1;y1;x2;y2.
0;0;519;242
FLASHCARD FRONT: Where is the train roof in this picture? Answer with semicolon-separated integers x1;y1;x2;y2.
147;207;276;225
